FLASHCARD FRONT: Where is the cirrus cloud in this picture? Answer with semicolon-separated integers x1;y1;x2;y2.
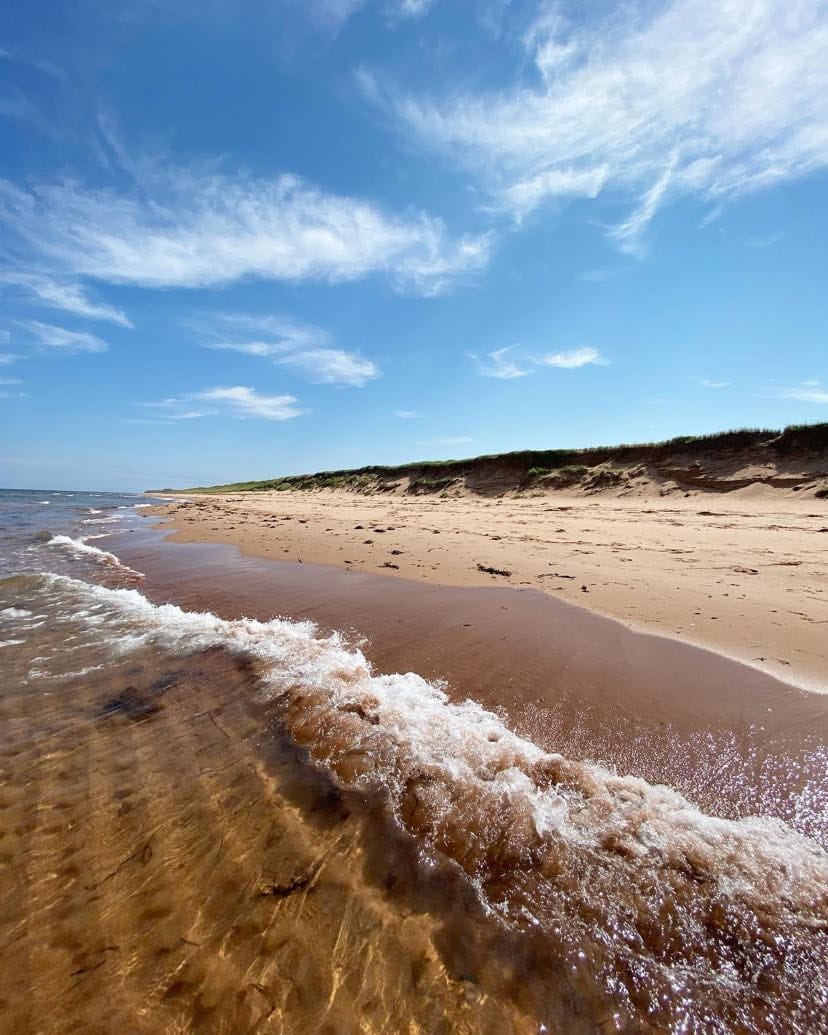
197;312;380;387
0;271;131;326
470;346;531;380
472;344;607;378
21;320;108;353
366;0;828;251
536;347;606;370
0;167;491;296
778;384;828;404
143;386;304;422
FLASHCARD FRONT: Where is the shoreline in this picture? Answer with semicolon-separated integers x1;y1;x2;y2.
147;489;828;692
111;521;828;847
3;494;826;1031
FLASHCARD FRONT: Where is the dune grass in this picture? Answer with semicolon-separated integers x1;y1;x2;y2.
153;422;827;494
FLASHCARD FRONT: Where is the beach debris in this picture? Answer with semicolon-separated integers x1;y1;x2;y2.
86;839;154;890
381;561;400;569
101;686;162;721
257;870;316;899
477;564;512;577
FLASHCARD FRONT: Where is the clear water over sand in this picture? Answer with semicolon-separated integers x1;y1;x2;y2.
1;489;826;1033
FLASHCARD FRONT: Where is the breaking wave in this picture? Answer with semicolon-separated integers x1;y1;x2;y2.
44;576;828;1018
6;566;825;1032
46;535;144;580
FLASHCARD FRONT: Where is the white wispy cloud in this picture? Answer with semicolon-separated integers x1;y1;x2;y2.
144;386;303;422
0;377;22;384
779;385;828;403
609;154;677;254
369;0;828;249
397;0;436;18
22;320;108;353
0;89;40;124
0;354;21;365
472;344;607;377
694;377;732;389
536;347;607;369
194;386;303;421
394;409;420;419
276;348;378;386
746;234;782;249
0;168;490;295
0;272;132;326
471;345;531;380
198;312;380;387
298;0;367;33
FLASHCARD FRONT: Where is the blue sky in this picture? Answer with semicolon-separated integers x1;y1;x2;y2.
1;0;826;490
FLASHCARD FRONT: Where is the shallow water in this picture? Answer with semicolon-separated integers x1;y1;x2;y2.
0;489;826;1033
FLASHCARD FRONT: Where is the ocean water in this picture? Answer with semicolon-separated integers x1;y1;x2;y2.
0;487;826;1033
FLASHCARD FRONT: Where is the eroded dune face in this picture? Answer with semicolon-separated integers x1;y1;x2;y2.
3;571;824;1033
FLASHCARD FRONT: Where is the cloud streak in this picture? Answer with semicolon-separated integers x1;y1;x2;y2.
694;377;732;389
276;348;378;386
470;346;531;380
473;344;607;377
0;168;490;296
0;272;132;326
370;0;828;249
779;385;828;403
536;347;606;370
198;312;380;387
22;320;108;353
144;386;303;422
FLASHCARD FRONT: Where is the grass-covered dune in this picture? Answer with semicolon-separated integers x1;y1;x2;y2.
153;422;828;498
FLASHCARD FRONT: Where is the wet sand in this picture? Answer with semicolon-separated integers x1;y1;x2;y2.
116;527;828;846
2;521;827;1033
149;490;828;691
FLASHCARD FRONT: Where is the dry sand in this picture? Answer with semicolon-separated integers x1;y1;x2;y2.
150;486;828;691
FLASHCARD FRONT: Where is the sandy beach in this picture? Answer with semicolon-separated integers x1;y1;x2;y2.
2;484;827;1033
150;488;828;691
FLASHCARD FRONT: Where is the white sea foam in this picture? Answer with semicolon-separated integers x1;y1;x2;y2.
39;572;828;919
0;638;25;647
47;536;143;579
1;607;33;619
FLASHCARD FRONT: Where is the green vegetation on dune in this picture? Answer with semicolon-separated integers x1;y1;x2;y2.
152;422;828;495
